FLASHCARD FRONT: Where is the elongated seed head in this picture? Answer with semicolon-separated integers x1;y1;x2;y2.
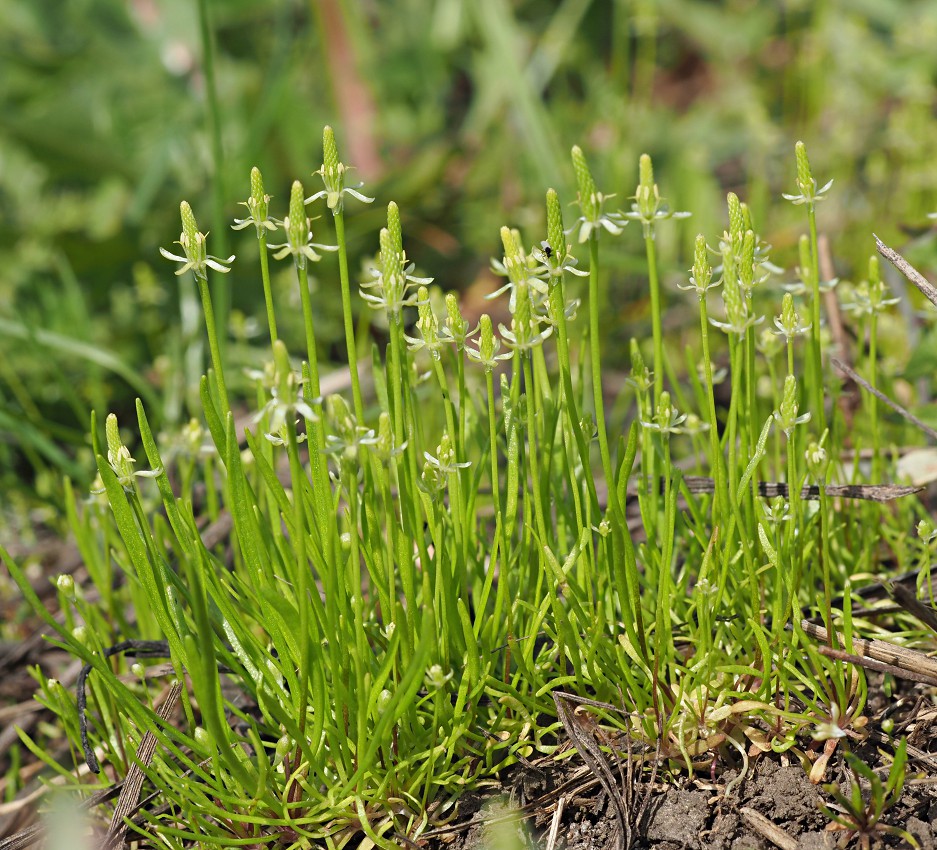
739;230;755;290
727;193;743;251
639;153;654;191
692;234;711;291
571;145;598;221
546;188;566;262
180;201;198;245
288;181;306;250
500;225;527;285
479;314;495;365
386;202;402;254
795;141;813;192
416;285;438;349
105;413;121;459
323;126;339;174
250;167;267;215
740;201;753;234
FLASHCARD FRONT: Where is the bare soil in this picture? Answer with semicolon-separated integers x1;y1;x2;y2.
425;741;937;850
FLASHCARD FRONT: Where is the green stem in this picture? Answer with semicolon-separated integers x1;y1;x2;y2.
807;205;825;434
645;233;663;538
589;237;617;511
818;479;835;645
485;369;512;640
295;266;331;542
786;431;803;621
698;294;726;523
297;265;321;397
551;279;599;513
334;212;365;423
646;234;664;408
522;354;548;545
258;231;277;345
196;276;230;415
196;0;228;349
588;236;645;657
869;313;880;480
285;423;311;746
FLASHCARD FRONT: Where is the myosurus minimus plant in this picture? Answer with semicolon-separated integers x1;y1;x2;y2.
5;130;928;847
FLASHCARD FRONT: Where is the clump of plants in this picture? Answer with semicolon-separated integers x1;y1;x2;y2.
4;128;928;846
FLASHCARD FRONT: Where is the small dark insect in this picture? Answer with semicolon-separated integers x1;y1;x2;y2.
540;240;553;258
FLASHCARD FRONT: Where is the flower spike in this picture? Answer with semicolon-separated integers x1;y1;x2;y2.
160;201;235;279
307;125;374;215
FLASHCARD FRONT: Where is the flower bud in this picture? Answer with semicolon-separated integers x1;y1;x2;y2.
275;734;291;764
326;394;355;439
373;412;394;461
774;374;810;438
805;438;829;480
415;285;439;353
56;574;75;599
918;520;937;544
425;664;452;690
444;292;469;347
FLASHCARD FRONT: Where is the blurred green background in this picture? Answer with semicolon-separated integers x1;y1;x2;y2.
3;0;937;528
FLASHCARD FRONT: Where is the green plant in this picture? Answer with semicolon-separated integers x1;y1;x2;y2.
819;739;919;849
4;127;932;848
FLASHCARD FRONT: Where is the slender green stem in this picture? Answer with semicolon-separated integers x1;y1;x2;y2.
196;276;230;415
646;234;664;408
334;212;365;423
258;232;277;345
698;294;726;522
456;350;466;454
285;423;311;746
196;0;228;345
807;205;825;433
588;236;644;657
522;354;548;545
297;265;321;398
588;236;617;511
869;313;880;480
550;279;599;513
295;267;332;543
484;369;512;641
432;357;465;566
818;480;835;645
786;432;803;621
